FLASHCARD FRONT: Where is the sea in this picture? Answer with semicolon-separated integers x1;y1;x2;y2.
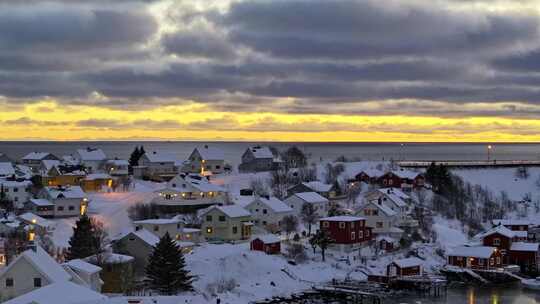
1;142;540;166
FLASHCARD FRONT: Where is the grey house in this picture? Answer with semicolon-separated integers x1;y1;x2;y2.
238;146;280;173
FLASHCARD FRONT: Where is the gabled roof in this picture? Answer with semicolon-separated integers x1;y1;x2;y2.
476;225;515;239
357;168;384;178
250;196;292;213
64;259;102;274
375;188;408;207
106;159;129;166
391;257;423;268
194;146;225;161
391;169;422;179
76;148;107;161
247;146;273;159
3;281;106;304
203;205;251;218
253;234;281;244
0;162;15;176
134;218;183;225
22;152;56;161
293;192;328;204
132;229;160;247
320;216;365;222
510;242;539;252
166;173;225;193
447;245;496;258
29;198;54;206
143;152;177;163
302;181;333;193
18;212;55;228
44;186;85;199
41;159;61;172
361;200;397;217
0;180;31;188
0;245;72;284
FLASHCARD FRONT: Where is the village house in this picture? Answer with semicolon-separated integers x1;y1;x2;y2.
241;196;293;231
250;235;281;255
447;246;503;270
201;205;253;242
354;169;384;184
40;162;86;188
364;188;417;227
284;192;329;217
357;200;403;238
26;199;55;218
81;173;115;192
387;257;423;278
492;219;532;232
378;170;425;190
104;159;129;177
17;212;55;234
38;186;88;217
21;152;60;173
239;146;280;173
377;235;397;252
152;173;226;214
63;259;104;292
183;145;226;175
84;253;134;293
287;181;338;199
75;148;107;173
319;216;372;250
132;217;201;242
0;162;16;179
509;242;539;273
136;151;178;181
3;280;106;304
0;180;32;209
0;244;100;301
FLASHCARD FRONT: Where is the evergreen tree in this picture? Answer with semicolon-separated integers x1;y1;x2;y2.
310;229;333;261
128;146;144;174
145;232;194;295
66;214;96;260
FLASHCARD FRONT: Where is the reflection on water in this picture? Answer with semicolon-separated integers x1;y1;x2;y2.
388;285;539;304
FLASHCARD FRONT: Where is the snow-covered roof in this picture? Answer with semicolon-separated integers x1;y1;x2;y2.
376;235;396;243
248;146;273;159
510;242;539;252
362;200;397;217
0;162;15;176
29;198;54;206
3;281;106;304
251;196;292;213
0;245;72;284
447;246;496;258
44;186;85;199
85;253;134;265
77;148;107;161
64;259;102;274
41;159;61;172
492;219;532;226
375;188;408;207
391;257;423;268
166;174;225;193
18;212;54;228
204;205;251;218
0;179;31;188
320;216;365;222
133;229;160;247
358;168;384;177
144;152;177;163
22;152;55;161
302;181;333;193
253;234;281;244
294;192;329;204
85;173;112;180
392;169;422;179
476;225;515;239
107;159;129;166
134;218;183;225
194;146;225;161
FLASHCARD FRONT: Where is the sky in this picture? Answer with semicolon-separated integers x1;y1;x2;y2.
1;0;540;142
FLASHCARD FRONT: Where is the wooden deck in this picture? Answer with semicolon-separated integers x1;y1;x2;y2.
398;160;540;168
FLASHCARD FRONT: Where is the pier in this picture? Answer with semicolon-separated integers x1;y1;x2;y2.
397;160;540;169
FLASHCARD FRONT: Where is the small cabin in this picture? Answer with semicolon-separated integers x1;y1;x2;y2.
447;246;502;270
387;257;423;277
250;235;281;255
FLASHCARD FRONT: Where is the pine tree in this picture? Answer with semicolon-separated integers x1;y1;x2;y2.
128;146;143;174
66;214;96;260
145;232;194;295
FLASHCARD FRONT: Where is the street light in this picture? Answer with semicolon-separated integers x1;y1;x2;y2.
487;145;493;162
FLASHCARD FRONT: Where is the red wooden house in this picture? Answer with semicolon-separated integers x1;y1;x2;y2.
492;219;531;232
319;216;372;245
509;242;539;273
250;235;281;255
378;170;425;189
447;246;503;270
354;169;383;184
387;257;423;277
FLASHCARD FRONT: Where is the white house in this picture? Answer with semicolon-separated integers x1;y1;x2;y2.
239;146;279;173
136;151;178;180
39;186;88;217
2;281;106;304
133;218;183;239
0;180;32;208
184;145;226;175
241;196;293;230
0;162;16;178
62;259;103;292
75;148;107;173
357;200;403;238
284;192;329;217
104;159;129;177
0;245;99;301
364;188;417;227
201;205;253;242
21;152;60;173
152;173;226;213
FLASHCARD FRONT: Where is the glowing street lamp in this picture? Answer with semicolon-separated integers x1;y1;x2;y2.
487;145;493;162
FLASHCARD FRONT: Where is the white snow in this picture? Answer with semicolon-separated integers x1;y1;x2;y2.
3;281;107;304
205;205;250;218
320;216;365;222
0;162;16;176
432;216;468;251
194;146;225;161
44;186;86;199
392;257;423;268
294;192;328;204
510;242;539;252
65;259;102;274
77;148;107;161
446;246;496;258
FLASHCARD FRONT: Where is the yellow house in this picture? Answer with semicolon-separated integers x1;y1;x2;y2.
201;205;253;242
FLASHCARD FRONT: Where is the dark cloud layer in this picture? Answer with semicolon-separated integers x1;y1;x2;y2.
0;0;540;117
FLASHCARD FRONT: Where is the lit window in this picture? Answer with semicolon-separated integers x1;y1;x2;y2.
323;221;329;228
339;222;346;229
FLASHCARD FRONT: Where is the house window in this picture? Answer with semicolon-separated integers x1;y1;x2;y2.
232;226;238;234
219;216;226;222
478;259;484;266
154;226;159;232
322;221;329;228
496;257;501;264
5;278;13;287
493;238;500;246
359;231;363;239
215;165;221;170
69;206;75;211
206;215;213;222
350;222;355;228
366;230;370;237
263;209;268;214
490;258;494;266
34;278;41;287
13;188;18;192
172;183;176;188
177;224;181;229
262;221;267;226
376;222;383;228
339;222;346;229
206;227;213;234
58;206;64;211
351;232;355;240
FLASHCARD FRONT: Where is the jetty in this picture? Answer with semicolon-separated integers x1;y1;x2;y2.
441;266;524;284
397;160;540;169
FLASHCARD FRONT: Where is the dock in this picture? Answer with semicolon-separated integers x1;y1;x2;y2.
397;160;540;169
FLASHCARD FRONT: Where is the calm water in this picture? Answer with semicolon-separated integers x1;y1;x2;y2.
391;285;539;304
1;142;540;167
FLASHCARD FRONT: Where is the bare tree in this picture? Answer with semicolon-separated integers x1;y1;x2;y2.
300;203;318;235
91;217;110;266
286;243;308;264
269;169;290;199
249;178;269;197
280;215;299;239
